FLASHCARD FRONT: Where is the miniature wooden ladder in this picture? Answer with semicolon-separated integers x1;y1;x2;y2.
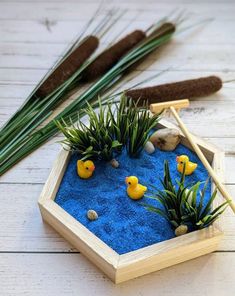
150;99;235;214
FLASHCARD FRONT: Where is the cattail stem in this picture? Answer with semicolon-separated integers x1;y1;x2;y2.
126;76;222;105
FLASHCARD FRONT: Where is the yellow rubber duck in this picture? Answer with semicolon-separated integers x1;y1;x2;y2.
176;155;197;175
125;176;147;200
77;159;95;179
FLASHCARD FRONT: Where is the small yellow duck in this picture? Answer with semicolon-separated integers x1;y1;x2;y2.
125;176;147;200
77;159;95;179
176;155;197;175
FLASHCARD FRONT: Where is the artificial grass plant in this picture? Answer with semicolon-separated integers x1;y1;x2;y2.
56;101;122;161
144;161;229;230
56;95;161;160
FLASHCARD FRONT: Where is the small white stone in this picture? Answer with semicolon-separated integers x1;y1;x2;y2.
175;224;188;236
87;210;98;221
144;141;155;154
110;159;119;168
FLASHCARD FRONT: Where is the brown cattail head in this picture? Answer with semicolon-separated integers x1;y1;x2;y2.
126;76;223;105
35;35;99;98
124;22;176;75
81;30;146;82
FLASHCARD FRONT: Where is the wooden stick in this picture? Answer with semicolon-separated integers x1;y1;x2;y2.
170;106;235;214
150;99;189;114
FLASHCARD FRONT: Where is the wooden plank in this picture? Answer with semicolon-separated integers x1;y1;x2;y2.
0;3;103;21
175;101;235;137
0;84;35;98
0;12;235;47
0;2;234;21
0;139;62;184
0;253;235;295
204;138;235;154
0;42;65;56
0;182;74;252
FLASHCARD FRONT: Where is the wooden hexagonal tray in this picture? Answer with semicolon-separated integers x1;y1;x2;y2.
38;119;225;283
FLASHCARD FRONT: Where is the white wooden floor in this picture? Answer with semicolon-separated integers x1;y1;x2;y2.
0;0;235;295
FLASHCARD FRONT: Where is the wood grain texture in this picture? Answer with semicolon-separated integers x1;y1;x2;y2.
116;226;222;283
0;0;234;293
0;253;235;296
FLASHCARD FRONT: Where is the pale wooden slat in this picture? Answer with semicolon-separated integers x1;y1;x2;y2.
0;253;234;295
0;2;103;21
204;138;235;154
0;42;65;55
0;141;62;185
0;68;47;83
0;182;74;252
0;17;235;45
0;84;35;98
0;1;234;21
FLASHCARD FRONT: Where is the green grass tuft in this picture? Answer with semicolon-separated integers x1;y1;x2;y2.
144;160;229;230
56;95;161;160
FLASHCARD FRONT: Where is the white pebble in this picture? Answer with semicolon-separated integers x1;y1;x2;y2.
144;141;155;154
110;159;119;168
87;210;98;221
175;225;188;236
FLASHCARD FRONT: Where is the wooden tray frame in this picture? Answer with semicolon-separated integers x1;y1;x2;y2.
38;119;224;283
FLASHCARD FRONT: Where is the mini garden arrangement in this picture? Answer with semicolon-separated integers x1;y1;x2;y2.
38;96;233;283
53;97;225;254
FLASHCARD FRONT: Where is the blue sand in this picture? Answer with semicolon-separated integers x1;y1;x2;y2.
55;144;211;255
